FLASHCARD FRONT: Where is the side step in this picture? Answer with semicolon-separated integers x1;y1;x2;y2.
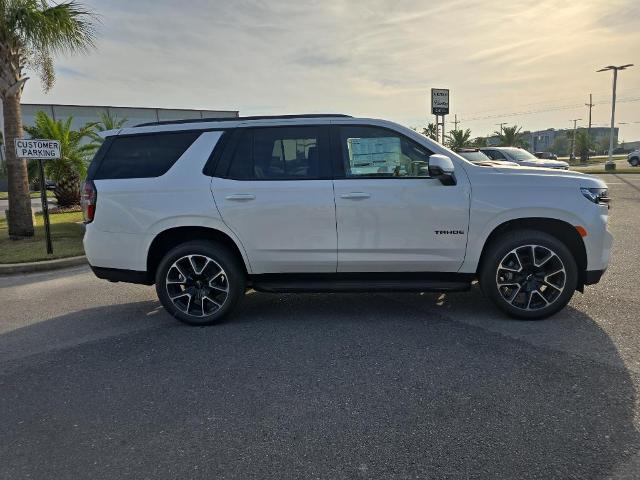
249;273;473;294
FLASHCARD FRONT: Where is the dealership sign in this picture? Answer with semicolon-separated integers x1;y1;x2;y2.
431;88;450;115
14;139;61;160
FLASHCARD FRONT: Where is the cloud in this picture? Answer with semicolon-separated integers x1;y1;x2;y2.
56;66;93;79
21;0;640;140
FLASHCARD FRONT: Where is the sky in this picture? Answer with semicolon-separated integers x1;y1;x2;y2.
23;0;640;141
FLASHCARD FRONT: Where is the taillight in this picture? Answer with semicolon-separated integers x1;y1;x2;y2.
81;180;97;223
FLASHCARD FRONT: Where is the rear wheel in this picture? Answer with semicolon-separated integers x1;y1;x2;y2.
630;157;640;167
480;230;578;320
155;240;245;325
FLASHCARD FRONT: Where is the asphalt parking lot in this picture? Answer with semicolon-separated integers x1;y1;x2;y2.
1;174;639;479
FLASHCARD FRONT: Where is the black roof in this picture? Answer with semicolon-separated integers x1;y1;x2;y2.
135;113;352;128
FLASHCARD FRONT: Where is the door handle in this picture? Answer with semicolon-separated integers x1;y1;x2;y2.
340;192;370;199
225;193;256;201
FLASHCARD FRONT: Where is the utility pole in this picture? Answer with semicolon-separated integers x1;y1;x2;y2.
450;114;459;131
570;118;582;160
585;93;594;163
496;122;507;134
597;64;634;170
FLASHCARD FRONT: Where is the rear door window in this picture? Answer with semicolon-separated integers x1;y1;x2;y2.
226;126;330;180
93;131;201;179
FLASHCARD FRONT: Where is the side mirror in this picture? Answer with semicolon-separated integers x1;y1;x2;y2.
428;154;456;185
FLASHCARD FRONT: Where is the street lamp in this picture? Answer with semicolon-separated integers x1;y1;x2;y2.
597;64;634;170
570;118;582;161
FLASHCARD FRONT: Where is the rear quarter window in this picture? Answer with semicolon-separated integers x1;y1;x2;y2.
93;131;201;180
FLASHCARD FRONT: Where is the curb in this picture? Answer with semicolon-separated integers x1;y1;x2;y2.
0;255;87;275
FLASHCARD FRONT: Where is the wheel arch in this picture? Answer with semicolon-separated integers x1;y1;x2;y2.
477;217;588;290
147;226;250;281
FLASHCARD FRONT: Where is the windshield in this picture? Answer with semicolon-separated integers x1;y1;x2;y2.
504;148;538;161
458;151;491;162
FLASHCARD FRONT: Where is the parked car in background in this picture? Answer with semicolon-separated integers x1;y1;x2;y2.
628;149;640;167
455;148;518;167
481;147;569;169
534;151;558;160
82;114;611;325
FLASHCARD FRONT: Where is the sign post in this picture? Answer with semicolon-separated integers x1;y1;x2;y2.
14;139;61;255
431;88;450;144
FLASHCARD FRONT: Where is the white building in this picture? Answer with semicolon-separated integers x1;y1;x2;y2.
13;103;239;131
0;103;239;189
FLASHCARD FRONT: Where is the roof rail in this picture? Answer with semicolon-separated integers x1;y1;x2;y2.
135;113;352;128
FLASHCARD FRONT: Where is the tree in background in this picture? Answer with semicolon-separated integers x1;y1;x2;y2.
420;122;438;141
573;131;595;164
551;135;569;156
494;125;526;147
0;0;96;238
473;136;488;148
599;135;617;155
91;110;127;142
24;111;98;207
446;129;472;150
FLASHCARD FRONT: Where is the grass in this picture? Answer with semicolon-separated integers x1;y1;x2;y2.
561;155;628;166
571;168;640;174
0;211;85;264
0;190;54;200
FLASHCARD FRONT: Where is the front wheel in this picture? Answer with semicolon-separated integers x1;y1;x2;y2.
630;157;640;167
480;230;578;320
155;241;245;325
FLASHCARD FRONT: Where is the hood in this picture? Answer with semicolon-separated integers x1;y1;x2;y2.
519;159;569;168
472;160;519;167
488;164;607;188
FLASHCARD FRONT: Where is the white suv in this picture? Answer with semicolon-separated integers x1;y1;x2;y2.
82;114;612;325
481;147;570;169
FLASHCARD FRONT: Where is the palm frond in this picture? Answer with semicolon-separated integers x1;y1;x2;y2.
24;110;98;182
10;1;96;54
4;0;97;91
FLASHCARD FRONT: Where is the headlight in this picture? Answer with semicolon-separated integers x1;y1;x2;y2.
580;187;610;206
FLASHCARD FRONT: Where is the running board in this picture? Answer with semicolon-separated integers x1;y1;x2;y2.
249;273;473;294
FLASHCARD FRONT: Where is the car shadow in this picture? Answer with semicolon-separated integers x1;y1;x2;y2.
1;290;638;479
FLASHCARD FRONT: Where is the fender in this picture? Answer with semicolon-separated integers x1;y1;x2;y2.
144;215;253;274
459;207;586;273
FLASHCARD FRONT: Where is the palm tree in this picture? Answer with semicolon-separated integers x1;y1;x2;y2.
0;1;96;238
24;111;98;207
473;137;488;148
446;129;472;150
494;125;525;147
421;122;438;141
91;110;127;142
573;131;595;164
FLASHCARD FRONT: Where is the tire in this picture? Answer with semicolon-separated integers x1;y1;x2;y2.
630;157;640;167
479;230;578;320
155;240;245;326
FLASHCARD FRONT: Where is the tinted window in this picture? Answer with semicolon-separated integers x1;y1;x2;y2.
505;148;537;161
483;150;503;160
94;132;200;179
457;150;491;162
228;127;327;180
339;126;432;178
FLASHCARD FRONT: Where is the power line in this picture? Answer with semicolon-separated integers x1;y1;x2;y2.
450;114;459;130
457;88;640;118
460;96;640;122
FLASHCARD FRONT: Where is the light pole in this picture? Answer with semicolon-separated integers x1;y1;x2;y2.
597;64;633;170
569;119;582;161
